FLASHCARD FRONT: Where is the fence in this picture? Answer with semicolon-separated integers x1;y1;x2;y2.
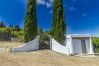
50;38;69;55
12;36;39;52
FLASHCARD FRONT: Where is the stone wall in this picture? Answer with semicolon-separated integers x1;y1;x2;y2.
0;32;11;41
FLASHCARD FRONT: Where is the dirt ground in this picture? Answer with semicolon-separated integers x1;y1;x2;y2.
0;41;99;66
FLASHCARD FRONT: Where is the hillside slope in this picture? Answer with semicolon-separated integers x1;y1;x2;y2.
0;50;99;66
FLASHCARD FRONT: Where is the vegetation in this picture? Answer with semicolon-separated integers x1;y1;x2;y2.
0;21;4;28
0;21;23;42
92;37;99;52
12;31;24;42
37;27;43;35
38;28;50;49
50;0;66;44
39;33;50;49
0;27;11;32
24;0;37;42
0;27;11;40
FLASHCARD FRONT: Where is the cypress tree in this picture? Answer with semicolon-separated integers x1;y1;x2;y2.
51;0;66;44
24;0;37;42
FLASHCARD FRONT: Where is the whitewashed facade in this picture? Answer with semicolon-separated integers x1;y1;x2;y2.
51;34;94;55
12;36;39;52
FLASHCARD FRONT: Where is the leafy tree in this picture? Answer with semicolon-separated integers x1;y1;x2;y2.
38;27;43;35
39;32;50;49
9;24;14;28
14;25;21;31
0;21;4;28
92;37;99;48
92;37;99;52
24;0;37;42
50;0;66;44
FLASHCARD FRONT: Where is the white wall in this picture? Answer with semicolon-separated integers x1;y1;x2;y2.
51;38;69;55
72;39;82;54
72;38;93;55
12;37;39;52
66;38;72;54
85;39;90;54
90;37;94;54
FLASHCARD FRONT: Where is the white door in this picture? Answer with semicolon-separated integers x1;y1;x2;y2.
72;39;82;55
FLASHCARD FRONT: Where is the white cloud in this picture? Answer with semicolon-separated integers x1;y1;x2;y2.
82;13;87;16
50;10;53;14
68;7;75;11
37;0;46;5
37;0;53;8
46;0;53;8
46;2;52;8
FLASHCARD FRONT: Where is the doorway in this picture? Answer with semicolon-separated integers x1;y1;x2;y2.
81;40;87;53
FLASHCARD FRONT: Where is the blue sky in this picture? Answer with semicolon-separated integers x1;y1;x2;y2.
0;0;99;36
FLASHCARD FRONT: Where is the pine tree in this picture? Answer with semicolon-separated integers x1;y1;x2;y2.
24;0;37;42
51;0;66;44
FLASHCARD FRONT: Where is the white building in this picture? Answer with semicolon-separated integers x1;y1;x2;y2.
12;34;94;55
51;34;94;55
66;34;94;55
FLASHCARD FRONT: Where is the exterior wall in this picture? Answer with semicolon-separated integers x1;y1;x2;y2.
66;35;74;54
12;37;39;52
85;39;90;54
51;38;69;55
89;37;94;54
69;34;91;38
0;34;11;41
72;39;82;54
66;38;73;55
72;38;93;55
50;34;94;55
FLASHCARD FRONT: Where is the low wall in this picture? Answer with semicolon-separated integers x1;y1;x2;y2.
0;35;11;41
12;37;39;52
51;38;69;55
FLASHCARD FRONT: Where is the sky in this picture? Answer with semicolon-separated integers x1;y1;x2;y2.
0;0;99;36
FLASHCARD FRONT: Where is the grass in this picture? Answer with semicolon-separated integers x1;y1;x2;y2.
0;41;99;66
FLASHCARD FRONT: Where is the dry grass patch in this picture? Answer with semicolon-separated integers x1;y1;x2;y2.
0;41;23;52
0;41;99;66
0;50;99;66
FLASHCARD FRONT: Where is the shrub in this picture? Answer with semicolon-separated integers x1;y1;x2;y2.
92;37;99;53
39;33;50;49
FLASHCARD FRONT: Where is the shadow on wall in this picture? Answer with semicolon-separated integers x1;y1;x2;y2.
11;36;39;52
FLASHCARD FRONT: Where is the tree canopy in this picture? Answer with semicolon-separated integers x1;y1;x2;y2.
50;0;66;44
24;0;37;42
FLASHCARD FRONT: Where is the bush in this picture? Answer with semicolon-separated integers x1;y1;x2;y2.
0;27;24;42
92;37;99;53
39;33;50;49
0;27;11;41
11;30;24;42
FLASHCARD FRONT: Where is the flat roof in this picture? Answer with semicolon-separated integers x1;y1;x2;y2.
66;34;91;38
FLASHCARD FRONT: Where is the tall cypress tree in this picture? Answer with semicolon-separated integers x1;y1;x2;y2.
24;0;37;42
51;0;66;44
